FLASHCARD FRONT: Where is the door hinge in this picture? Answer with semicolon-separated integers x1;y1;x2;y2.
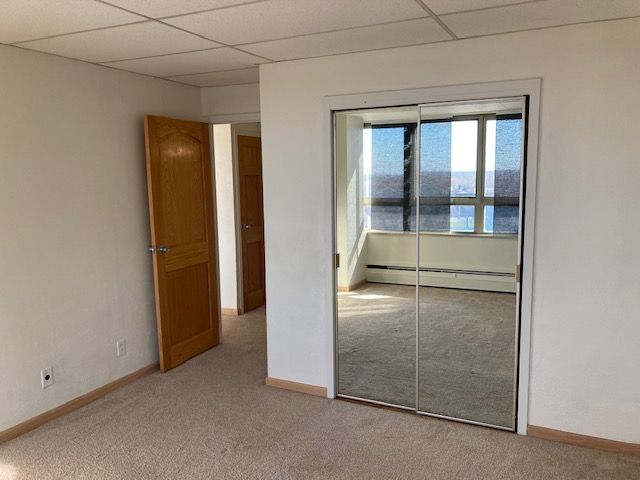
335;253;340;269
515;264;522;283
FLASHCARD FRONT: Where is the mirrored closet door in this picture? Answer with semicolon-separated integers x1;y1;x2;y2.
335;97;526;429
335;107;417;409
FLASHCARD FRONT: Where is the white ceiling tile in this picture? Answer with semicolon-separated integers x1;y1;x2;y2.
424;0;530;15
103;47;268;77
168;67;259;87
164;0;427;45
18;22;220;63
242;18;451;61
103;0;254;18
443;0;640;38
0;0;144;44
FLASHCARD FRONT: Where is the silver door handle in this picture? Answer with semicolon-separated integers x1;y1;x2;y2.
157;246;170;254
243;224;250;230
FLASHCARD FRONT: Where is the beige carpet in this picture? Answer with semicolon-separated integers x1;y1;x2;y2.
338;283;517;428
1;308;638;479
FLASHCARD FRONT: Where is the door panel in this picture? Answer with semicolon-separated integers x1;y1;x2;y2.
416;102;524;429
145;115;220;372
246;242;262;291
157;134;207;245
335;110;417;409
166;263;211;345
238;135;265;312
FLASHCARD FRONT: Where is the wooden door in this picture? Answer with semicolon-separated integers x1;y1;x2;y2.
238;135;266;312
144;115;220;372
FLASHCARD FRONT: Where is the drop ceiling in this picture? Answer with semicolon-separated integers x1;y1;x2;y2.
2;0;639;88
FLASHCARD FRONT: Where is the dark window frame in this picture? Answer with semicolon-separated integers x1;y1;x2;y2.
366;113;523;234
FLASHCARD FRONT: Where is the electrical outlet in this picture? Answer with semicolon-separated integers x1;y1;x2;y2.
41;367;54;389
116;339;126;357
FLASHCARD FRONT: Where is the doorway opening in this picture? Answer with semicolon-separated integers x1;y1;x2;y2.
212;123;265;316
333;97;528;431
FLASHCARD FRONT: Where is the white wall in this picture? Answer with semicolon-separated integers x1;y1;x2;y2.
260;18;640;443
213;124;239;311
335;114;367;288
367;232;517;273
202;83;260;124
367;232;517;292
0;45;201;432
212;122;262;312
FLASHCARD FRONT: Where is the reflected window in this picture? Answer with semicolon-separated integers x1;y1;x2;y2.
484;116;523;233
451;121;478;197
365;113;523;234
368;125;414;231
450;205;475;232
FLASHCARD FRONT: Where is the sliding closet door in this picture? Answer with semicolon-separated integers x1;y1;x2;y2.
335;99;525;426
335;108;417;409
416;100;525;428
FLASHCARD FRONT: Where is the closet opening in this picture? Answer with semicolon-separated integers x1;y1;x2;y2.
333;97;528;431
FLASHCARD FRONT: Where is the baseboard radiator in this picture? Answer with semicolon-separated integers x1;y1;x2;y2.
367;265;516;293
